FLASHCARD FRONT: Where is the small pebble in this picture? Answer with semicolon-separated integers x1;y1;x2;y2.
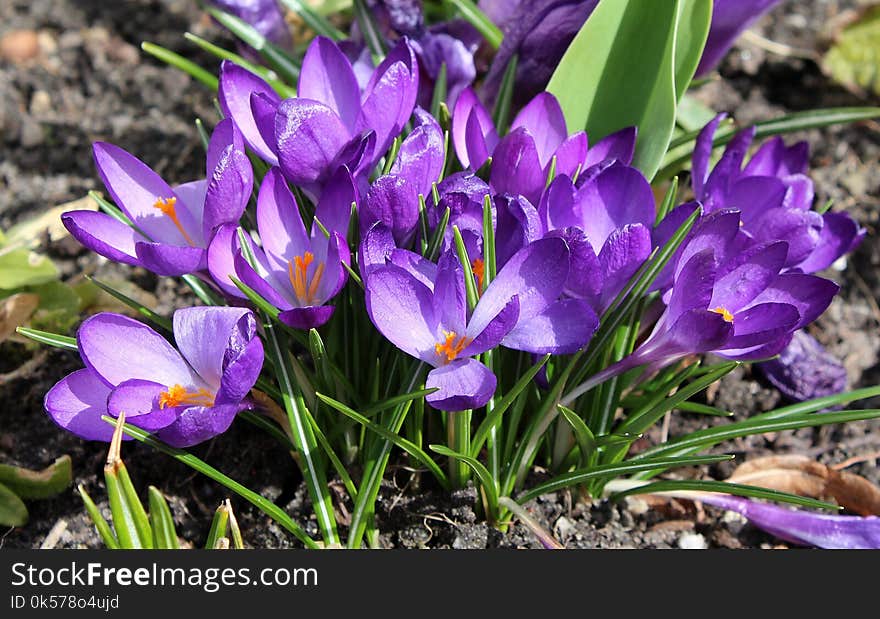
554;516;575;540
30;90;51;116
0;30;40;63
677;533;708;550
19;116;44;147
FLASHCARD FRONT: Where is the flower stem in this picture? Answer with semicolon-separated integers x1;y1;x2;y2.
447;410;471;488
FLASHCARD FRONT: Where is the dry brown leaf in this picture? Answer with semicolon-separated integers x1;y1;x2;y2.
5;194;98;249
0;293;39;342
726;454;880;516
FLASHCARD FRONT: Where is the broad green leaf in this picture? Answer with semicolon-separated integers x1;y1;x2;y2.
430;445;499;522
548;0;710;179
0;456;72;499
79;485;119;549
205;502;231;550
148;486;179;550
28;281;82;334
0;482;28;527
0;247;58;289
823;6;880;97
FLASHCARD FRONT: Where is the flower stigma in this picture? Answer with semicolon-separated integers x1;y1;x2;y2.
710;306;735;323
288;251;325;305
434;330;472;364
153;196;195;246
158;384;215;409
472;258;485;293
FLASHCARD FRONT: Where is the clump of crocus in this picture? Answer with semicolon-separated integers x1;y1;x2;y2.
62;119;252;277
44;307;264;448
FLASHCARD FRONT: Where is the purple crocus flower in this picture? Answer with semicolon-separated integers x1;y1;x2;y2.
365;237;592;409
696;493;880;549
209;0;293;54
208;166;354;330
361;107;445;246
62;120;253;277
695;0;782;77
218;36;419;197
44;307;264;448
758;329;848;403
691;115;865;273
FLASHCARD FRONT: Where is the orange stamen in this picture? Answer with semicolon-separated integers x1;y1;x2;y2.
434;330;472;364
287;251;325;305
709;306;734;323
158;384;215;409
153;196;195;246
472;258;485;293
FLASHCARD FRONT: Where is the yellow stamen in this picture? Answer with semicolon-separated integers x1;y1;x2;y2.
472;258;485;293
157;384;215;409
434;330;472;364
287;251;325;305
153;196;195;246
710;306;734;323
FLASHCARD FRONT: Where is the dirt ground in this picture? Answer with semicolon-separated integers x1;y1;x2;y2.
1;0;879;549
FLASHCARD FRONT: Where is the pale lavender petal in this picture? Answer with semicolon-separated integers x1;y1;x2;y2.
218;61;280;165
719;302;799;353
206;117;245;179
575;164;655;252
747;273;839;330
433;251;467;335
452;87;496;168
390;107;445;195
668;249;716;321
363;174;420;246
489;128;544;206
155;403;243;448
134;242;207;277
751;207;823;267
256;167;309;268
275;98;350;187
495;194;542;268
207;223;247;298
314;232;350;302
359;222;397;275
388;248;438;290
298;36;362;132
203;144;253;241
711;241;788;312
77;313;196;388
597;223;652;310
725;176;787;224
358;60;413;160
314;166;357;240
510;92;567;167
464;110;492;170
62;210;145;266
553;132;588;178
797;212;865;273
234;252;295;309
106;379;177;431
502;298;597;354
44;369;115;441
584;126;637;168
462;297;520;358
425;358;496;411
279;306;336;330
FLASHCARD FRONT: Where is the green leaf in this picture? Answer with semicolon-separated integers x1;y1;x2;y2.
205;502;230;550
430;62;448;120
317;393;449;487
15;327;77;351
148;486;179;550
86;276;172;332
609;479;839;511
492;54;518;132
823;6;880;96
352;0;387;60
676;93;718;132
452;225;479;310
430;445;499;522
516;454;732;504
78;485;119;549
141;42;218;90
28;281;82;335
0;456;72;499
0;246;58;290
548;0;711;179
0;481;28;527
444;0;503;49
557;405;597;467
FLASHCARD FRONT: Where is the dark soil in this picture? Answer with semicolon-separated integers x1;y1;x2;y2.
1;0;879;550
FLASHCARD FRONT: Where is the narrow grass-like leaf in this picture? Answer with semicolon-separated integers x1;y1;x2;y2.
148;486;179;549
431;445;499;522
516;454;733;504
303;403;359;500
182;274;225;306
89;191;134;227
205;502;230;550
141;42;218;90
481;194;496;288
497;496;563;548
452;225;479;310
676;401;733;417
278;0;345;40
558;405;596;467
444;0;503;49
425;207;451;262
103;416;319;548
655;175;679;224
362;387;440;416
608;479;839;511
431;62;448;120
86;276;172;332
16;327;76;351
78;485;119;549
113;462;154;549
352;0;387;59
318;393;449;488
492;54;518;132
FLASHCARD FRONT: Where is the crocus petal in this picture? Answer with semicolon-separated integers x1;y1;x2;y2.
691;113;726;199
106;379;177;431
667;249;716;321
275;98;350;188
658;307;734;357
207;223;247;298
552;227;603;301
751;208;823;267
781;174;814;211
363;174;421;246
233;252;295;309
510;92;567;167
542;174;579;231
203;144;253;242
463;297;520;358
720;302;799;352
743;135;785;177
257;167;309;269
77;312;196;388
388;248;438;290
703;127;757;207
452;88;496;168
797;212;865;273
502;298;597;355
489;128;544;206
583;126;637;168
425;358;496;411
279;306;336;330
298;36;362;132
553;132;588;178
495;193;542;268
314;166;357;241
44;369;115;441
748;273;839;330
134;242;207;277
696;0;782;76
759;329;848;402
724;176;787;224
694;493;880;549
575;164;655;252
206;117;245;179
61;210;145;266
390;107;445;195
92;142;195;245
314;232;350;302
155;403;243;448
359;222;397;275
469;237;569;336
365;264;440;363
464;110;492;170
597;223;652;310
218;61;280;165
710;241;788;313
358;60;413;160
433;251;467;335
172;306;257;392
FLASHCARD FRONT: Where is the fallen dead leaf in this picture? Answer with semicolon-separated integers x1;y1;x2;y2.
0;293;39;342
5;194;98;249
